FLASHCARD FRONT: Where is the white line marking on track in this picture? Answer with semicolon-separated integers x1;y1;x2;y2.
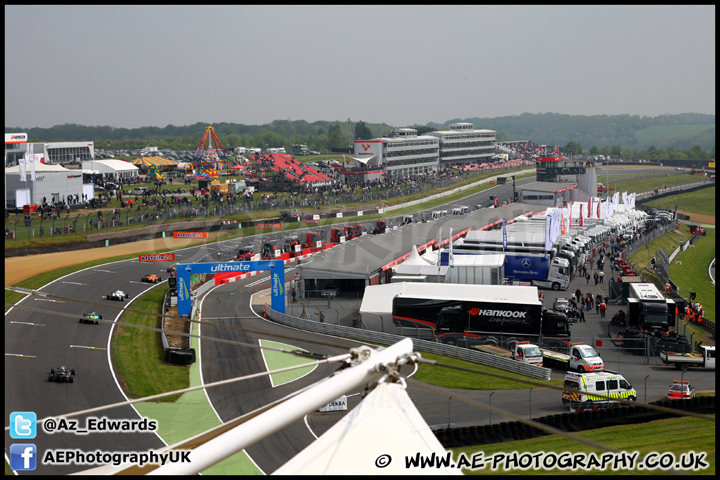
34;298;63;303
5;353;36;358
10;321;45;326
70;345;107;350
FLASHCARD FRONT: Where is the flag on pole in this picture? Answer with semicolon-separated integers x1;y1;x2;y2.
545;214;553;251
588;197;592;218
502;218;507;249
448;227;454;268
579;204;584;227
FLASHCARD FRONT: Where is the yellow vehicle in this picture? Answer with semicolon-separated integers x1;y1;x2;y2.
562;370;636;412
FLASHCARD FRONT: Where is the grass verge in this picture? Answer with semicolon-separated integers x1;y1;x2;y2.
413;351;564;390
111;285;188;402
452;415;715;475
669;227;716;322
644;186;716;219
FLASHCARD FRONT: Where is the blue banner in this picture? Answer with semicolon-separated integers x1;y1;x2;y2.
504;255;549;280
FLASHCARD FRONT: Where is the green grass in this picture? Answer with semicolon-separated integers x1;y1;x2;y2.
634;123;715;144
453;415;715;475
110;285;189;402
413;351;564;390
597;172;703;196
644;186;716;218
669;227;716;322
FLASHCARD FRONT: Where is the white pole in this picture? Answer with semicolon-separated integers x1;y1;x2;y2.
149;338;414;475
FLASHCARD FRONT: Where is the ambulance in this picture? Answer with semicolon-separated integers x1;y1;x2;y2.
562;370;637;412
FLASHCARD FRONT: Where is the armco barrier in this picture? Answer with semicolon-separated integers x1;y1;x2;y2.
162;289;196;365
264;306;551;381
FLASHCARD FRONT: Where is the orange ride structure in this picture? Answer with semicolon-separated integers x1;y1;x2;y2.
194;126;227;172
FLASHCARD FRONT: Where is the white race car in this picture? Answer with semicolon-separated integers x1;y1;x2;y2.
105;290;129;301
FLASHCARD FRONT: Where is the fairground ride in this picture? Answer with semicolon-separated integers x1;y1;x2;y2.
194;126;227;171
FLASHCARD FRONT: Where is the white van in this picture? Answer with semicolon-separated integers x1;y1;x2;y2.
562;370;637;412
133;186;149;195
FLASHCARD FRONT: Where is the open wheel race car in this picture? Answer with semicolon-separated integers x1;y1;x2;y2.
105;290;129;301
141;274;162;283
80;312;102;324
49;366;76;383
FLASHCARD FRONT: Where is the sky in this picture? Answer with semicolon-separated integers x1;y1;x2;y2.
4;5;716;130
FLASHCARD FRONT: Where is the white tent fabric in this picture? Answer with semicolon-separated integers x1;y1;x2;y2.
402;245;434;266
274;382;461;475
351;154;378;165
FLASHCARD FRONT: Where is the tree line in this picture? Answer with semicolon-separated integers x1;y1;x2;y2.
6;113;714;158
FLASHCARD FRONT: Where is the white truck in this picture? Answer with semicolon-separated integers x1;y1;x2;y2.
542;343;605;372
660;346;715;371
475;341;544;366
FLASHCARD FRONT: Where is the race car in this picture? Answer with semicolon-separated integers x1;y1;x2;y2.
49;366;76;383
141;274;162;283
105;290;129;301
79;312;102;324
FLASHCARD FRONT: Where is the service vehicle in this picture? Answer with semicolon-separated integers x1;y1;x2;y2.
49;366;76;383
141;274;162;283
667;380;695;400
627;282;676;332
474;341;544;366
454;230;571;290
542;343;604;372
105;289;129;301
660;345;715;371
562;370;636;412
79;312;102;325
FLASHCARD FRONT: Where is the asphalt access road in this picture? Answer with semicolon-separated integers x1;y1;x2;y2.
3;175;521;474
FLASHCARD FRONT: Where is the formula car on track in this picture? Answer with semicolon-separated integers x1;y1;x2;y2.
49;366;76;383
141;274;162;283
79;312;102;324
105;290;129;301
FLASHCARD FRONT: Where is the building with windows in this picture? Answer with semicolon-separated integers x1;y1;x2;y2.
424;123;496;168
351;128;440;178
343;123;496;183
30;141;95;165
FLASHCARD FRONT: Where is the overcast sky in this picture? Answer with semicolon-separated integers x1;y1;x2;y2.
5;5;715;130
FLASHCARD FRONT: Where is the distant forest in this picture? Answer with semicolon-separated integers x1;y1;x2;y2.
6;112;714;159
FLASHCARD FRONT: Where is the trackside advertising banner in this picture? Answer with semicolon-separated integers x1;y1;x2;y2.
173;232;208;238
139;253;175;262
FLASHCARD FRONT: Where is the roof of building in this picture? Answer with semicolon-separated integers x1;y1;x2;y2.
298;202;541;281
6;163;74;173
81;159;139;172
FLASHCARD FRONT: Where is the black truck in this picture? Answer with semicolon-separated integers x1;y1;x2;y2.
392;291;571;351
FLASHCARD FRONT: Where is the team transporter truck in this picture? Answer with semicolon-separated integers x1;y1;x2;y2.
390;283;571;350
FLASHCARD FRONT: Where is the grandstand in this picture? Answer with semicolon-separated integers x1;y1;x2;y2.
250;153;335;189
